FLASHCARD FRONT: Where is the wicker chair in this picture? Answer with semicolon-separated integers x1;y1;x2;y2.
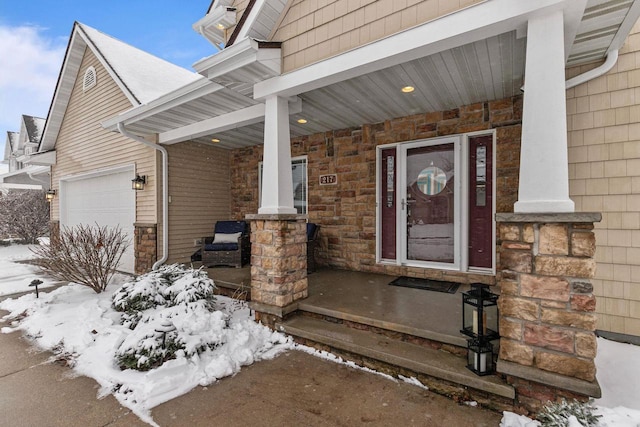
201;220;250;268
307;223;320;273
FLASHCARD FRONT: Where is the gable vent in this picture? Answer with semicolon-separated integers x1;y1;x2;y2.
82;66;97;91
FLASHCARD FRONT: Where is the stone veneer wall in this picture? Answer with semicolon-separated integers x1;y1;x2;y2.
134;223;157;274
496;213;602;413
231;95;523;283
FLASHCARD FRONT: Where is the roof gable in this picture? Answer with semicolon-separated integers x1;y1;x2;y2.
3;132;18;161
20;115;45;145
39;22;203;152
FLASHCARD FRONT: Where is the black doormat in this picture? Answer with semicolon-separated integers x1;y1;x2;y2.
388;276;460;294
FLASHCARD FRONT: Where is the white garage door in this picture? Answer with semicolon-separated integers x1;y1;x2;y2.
60;168;135;274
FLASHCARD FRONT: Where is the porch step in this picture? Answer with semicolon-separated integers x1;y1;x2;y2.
276;315;515;400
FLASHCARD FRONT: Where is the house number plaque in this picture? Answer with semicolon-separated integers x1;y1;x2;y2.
320;174;337;185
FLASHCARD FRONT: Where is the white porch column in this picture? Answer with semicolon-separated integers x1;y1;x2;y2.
259;95;296;214
514;9;575;213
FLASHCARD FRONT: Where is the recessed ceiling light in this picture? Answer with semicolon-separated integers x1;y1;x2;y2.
216;23;226;30
401;86;415;93
211;138;220;143
297;118;308;124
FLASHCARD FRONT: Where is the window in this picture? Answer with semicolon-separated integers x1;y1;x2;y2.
259;156;308;214
82;66;97;91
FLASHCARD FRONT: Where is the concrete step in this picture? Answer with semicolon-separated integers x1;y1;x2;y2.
276;315;514;400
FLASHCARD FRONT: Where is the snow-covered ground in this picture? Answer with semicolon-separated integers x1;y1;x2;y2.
0;243;58;296
0;244;639;426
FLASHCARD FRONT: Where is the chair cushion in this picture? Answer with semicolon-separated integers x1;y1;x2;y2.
214;220;246;235
307;223;318;240
204;242;239;251
213;232;242;244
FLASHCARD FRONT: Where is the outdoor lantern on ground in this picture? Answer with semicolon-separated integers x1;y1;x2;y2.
461;283;499;375
467;338;495;376
29;279;43;298
461;283;499;340
131;174;146;190
154;319;176;349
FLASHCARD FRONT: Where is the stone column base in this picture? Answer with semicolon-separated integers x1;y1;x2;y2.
246;214;307;326
134;223;157;274
496;212;601;414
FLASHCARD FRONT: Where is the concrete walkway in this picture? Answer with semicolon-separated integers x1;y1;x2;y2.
0;306;503;427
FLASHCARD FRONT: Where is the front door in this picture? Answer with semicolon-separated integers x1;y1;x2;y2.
401;137;459;267
377;133;494;272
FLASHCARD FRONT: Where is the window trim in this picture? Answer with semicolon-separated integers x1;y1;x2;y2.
258;155;308;215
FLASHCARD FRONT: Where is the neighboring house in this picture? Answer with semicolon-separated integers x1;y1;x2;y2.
40;22;231;274
0;116;50;189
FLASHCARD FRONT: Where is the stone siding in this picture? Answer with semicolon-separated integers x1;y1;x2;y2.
134;223;157;274
496;214;601;413
231;95;523;282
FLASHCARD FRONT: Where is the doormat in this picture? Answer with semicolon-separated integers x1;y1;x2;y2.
388;276;460;294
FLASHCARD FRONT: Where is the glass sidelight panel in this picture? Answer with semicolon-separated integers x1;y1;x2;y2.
406;143;455;263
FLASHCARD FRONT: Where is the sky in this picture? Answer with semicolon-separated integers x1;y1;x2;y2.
0;0;217;173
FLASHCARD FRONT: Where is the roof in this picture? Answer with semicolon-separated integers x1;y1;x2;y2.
21;115;45;144
3;132;19;162
39;22;204;152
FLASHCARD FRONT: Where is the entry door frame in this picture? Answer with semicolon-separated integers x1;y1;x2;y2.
375;130;497;274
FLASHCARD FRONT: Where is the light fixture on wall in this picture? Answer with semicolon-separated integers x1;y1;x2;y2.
132;175;146;191
45;189;56;202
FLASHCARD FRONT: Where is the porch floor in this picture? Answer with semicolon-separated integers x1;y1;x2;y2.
205;266;469;348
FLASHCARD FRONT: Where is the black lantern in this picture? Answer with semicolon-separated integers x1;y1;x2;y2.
467;338;495;375
132;175;146;190
461;283;499;340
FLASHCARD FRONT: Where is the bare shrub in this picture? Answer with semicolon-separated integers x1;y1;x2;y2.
0;189;50;243
31;224;129;293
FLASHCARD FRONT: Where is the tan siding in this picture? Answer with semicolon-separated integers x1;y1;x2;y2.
566;18;640;336
272;0;484;72
164;141;231;264
50;48;157;224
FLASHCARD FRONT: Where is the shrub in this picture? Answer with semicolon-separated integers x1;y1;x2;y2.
112;265;219;371
0;189;50;244
537;399;600;427
31;223;129;293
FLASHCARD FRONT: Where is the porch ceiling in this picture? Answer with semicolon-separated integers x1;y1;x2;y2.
109;0;639;150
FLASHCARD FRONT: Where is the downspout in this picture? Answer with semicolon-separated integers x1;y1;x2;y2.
566;49;619;89
117;123;168;270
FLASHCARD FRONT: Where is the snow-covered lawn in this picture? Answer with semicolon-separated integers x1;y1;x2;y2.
0;243;58;296
0;243;639;426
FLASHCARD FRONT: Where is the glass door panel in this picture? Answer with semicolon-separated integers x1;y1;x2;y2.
405;143;455;263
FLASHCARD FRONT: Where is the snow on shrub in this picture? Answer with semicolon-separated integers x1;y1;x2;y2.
536;399;600;427
112;264;222;371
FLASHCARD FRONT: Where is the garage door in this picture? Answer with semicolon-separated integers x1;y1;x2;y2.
60;168;135;273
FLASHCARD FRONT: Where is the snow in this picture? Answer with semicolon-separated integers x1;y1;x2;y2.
0;244;58;296
78;23;204;105
0;245;639;426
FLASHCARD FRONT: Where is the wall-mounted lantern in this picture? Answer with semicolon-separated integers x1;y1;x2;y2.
45;189;56;202
132;175;146;191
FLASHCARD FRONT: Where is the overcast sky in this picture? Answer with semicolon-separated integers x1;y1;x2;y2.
0;1;216;173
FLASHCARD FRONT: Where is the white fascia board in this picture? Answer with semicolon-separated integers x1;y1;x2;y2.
25;150;56;166
101;79;223;131
158;103;266;144
158;96;302;145
194;38;257;75
254;0;581;99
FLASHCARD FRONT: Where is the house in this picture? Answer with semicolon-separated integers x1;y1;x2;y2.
0;115;50;190
39;22;233;274
44;0;640;414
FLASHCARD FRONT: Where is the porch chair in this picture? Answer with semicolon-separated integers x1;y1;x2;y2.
201;220;250;268
307;223;320;273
